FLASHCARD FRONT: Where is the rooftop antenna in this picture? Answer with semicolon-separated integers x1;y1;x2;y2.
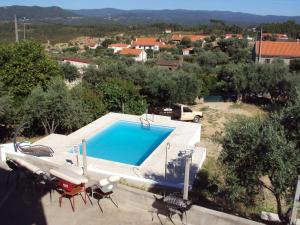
14;15;19;42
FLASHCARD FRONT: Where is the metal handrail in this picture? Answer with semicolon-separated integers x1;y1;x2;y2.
139;117;150;128
13;122;30;153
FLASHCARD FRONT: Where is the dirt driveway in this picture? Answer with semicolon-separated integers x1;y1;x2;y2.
191;102;265;158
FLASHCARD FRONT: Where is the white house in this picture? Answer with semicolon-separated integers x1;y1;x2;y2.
62;58;97;73
88;43;100;50
182;47;194;56
132;37;163;51
119;48;147;62
108;43;131;53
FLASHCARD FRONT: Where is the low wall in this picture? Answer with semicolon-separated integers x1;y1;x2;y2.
116;184;265;225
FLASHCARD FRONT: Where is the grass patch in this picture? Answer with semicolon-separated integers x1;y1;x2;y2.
202;156;219;174
230;103;266;115
199;106;210;112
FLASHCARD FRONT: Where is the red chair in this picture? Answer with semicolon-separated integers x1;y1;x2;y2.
58;180;87;212
50;168;88;212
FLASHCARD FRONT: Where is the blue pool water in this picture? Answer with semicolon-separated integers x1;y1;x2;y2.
81;121;174;166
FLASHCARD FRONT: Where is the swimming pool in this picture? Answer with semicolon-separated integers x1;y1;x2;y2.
81;120;174;166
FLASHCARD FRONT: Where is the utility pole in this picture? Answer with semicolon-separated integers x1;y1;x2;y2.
14;15;19;42
23;22;26;40
22;17;29;40
258;28;263;63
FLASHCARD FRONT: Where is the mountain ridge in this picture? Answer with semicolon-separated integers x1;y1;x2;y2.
0;6;299;25
71;8;300;25
0;5;77;20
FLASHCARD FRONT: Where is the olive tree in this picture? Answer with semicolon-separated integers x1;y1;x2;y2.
219;116;299;224
60;62;79;82
23;78;93;135
0;40;62;98
96;77;147;115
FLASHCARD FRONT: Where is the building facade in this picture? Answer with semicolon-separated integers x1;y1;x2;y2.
255;41;300;65
120;48;147;62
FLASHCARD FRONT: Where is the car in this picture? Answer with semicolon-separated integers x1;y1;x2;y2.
149;104;203;123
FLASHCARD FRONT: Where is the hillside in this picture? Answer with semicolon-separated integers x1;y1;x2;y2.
72;8;300;25
0;6;299;25
0;5;77;21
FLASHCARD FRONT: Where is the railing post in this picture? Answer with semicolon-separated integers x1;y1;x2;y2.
0;146;6;162
82;139;88;176
183;156;191;200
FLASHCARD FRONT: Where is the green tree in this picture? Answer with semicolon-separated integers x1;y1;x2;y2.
60;62;79;82
198;51;229;68
146;49;154;59
70;83;106;121
0;40;62;99
180;37;192;48
218;38;250;63
101;39;116;48
290;59;300;72
97;77;147;115
0;82;15;141
23;78;90;135
217;63;245;93
219;116;299;224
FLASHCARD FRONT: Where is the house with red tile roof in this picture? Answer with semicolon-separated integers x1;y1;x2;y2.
119;48;147;62
131;37;164;51
108;43;131;53
255;41;300;64
61;58;96;73
171;34;208;43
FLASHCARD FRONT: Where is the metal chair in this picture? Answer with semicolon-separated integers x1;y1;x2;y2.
91;176;120;213
162;193;192;225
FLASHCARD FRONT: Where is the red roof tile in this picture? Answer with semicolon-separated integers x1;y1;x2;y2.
132;37;161;46
119;48;143;56
171;34;207;42
256;41;300;58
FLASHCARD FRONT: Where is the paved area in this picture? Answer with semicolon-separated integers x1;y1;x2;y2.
0;165;181;225
0;162;266;225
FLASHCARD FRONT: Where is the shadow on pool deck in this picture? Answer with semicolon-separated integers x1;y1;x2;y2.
0;162;180;225
143;155;199;189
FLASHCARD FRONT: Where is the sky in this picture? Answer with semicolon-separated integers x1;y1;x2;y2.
0;0;299;16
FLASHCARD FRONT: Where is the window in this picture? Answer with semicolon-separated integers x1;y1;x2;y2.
265;59;271;64
183;107;192;113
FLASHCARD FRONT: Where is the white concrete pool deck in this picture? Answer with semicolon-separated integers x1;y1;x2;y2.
13;113;206;188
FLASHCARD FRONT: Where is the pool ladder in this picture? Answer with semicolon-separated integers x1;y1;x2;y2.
140;117;150;128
